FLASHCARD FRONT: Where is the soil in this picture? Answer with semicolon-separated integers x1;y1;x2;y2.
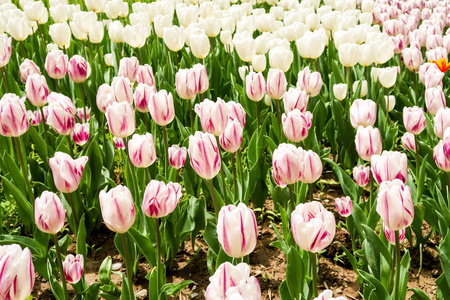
32;172;439;299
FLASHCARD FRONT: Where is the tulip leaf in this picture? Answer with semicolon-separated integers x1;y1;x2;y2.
1;175;33;222
188;196;206;250
361;224;392;280
358;270;391;300
279;280;292;300
437;233;450;289
77;214;87;258
215;248;233;269
47;260;64;300
98;256;113;284
204;220;220;255
398;250;411;300
410;288;431;300
323;158;358;202
286;247;304;300
0;234;40;254
339;243;358;271
161;280;193;296
436;273;450;298
148;267;159;300
33;228;49;256
127;228;156;267
3;152;26;193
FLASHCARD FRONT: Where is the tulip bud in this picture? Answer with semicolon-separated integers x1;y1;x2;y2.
104;53;115;67
401;132;416;152
0;94;29;137
106;102;135;138
49;152;88;193
68;55;91;83
353;165;370;187
148;90;174;127
113;137;125;150
190;31;210;59
188;131;221;179
46;102;76;135
227;101;246;128
26;74;49;107
269;47;294;73
76;107;90;123
63;254;84;284
434;140;450;172
47;92;77;115
89;21;104;43
403;106;426;135
272;143;303;187
333;83;347;101
282;110;312;143
234;36;256;62
45;50;69;79
137;64;155;86
195;98;230;136
118;57;139;83
335;196;352;217
35;191;66;234
220;119;243;153
385;95;396;112
283;87;309;113
176;68;197;100
20;59;40;83
168;145;187;169
376;179;414;231
355;126;382;161
99;185;135;233
246;72;266;102
217;204;258;258
163;26;185;52
110;76;133;104
379;67;398;88
350;99;377;129
49;22;71;49
252;55;266;72
127;133;157;168
300;149;323;184
96;84;113;113
297;66;323;97
339;43;360;67
193;64;209;94
266;68;287;100
0;34;12;68
434;107;450;139
7;17;31;42
425;87;446;115
71;123;89;146
383;223;405;245
27;110;42;126
291;201;336;253
133;83;155;113
371;151;408;185
142;180;182;218
352;80;368;98
401;47;423;71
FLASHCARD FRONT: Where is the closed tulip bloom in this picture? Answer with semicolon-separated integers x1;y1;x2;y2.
401;47;423;71
0;244;35;300
27;110;42;126
34;191;66;234
113;137;125;150
26;74;49;107
47;92;77;115
176;68;197;100
89;21;104;44
190;31;210;59
68;55;91;83
234;36;256;62
163;26;185;52
0;94;29;137
104;54;115;67
220;119;243;153
77;108;90;123
7;17;31;42
434;108;450;139
118;57;139;83
142;180;182;218
252;55;266;72
297;66;323;97
96;84;113;113
46;103;76;135
111;76;133;104
149;90;175;127
106;102;135;138
217;204;257;258
339;43;360;67
193;64;209;94
355;126;382;161
291;201;336;253
385;95;396;112
353;165;370;187
99;185;135;233
246;72;266;102
379;67;398;88
45;50;69;79
127;133;156;168
371;151;408;185
313;290;348;300
205;262;261;300
335;196;352;217
352;80;368;98
137;64;155;86
269;47;293;72
0;34;11;68
425;87;446;115
272;143;303;187
401;132;416;152
227;101;246;128
134;83;155;113
20;59;40;83
282;110;312;143
71;123;89;146
300;149;323;184
63;254;84;284
195;98;230;136
434;140;450;172
383;223;405;245
266;68;287;100
49;152;88;193
188;131;221;180
350;99;377;129
403;106;425;135
169;145;187;169
376;179;414;231
333;83;347;101
49;22;71;49
283;87;309;114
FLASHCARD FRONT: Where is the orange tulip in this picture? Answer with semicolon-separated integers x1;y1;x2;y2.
430;58;450;72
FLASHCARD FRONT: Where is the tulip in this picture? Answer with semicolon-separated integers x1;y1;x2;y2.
0;244;35;300
434;108;450;139
291;201;336;252
296;33;326;59
20;59;40;83
339;43;360;67
99;185;135;233
205;262;261;300
24;1;48;23
104;53;115;67
297;66;323;97
401;47;423;71
282;110;312;143
190;31;210;59
272;143;303;187
95;84;113;113
149;90;175;127
371;151;408;185
353;165;370;187
77;107;90;122
401;133;416;152
142;180;182;218
266;68;287;100
176;68;197;100
379;67;397;88
108;20;124;43
34;191;66;234
269;47;293;72
376;179;414;231
0;94;29;137
137;64;155;86
194;98;230;136
217;204;257;258
106;102;135;138
283;87;309;113
45;50;69;79
118;57;139;83
434;140;450;172
127;133;157;168
0;34;12;68
110;76;133;104
46;102;76;135
188;131;221;179
193;64;209;94
300;149;323;184
352;80;368;98
335;196;352;217
234;36;256;63
246;72;266;102
252;55;266;72
163;26;185;52
68;55;91;83
313;290;348;300
89;21;104;43
25;74;49;107
355;126;383;161
385;95;396;112
220;119;243;154
425;87;446;115
333;83;347;101
47;93;77;115
49;152;88;194
350;99;377;129
123;24;147;48
27;110;42;126
49;22;71;49
113;137;125;150
63;254;84;284
227;101;246;128
383;223;405;246
71;123;90;146
133;83;155;113
403;106;426;135
169;145;187;170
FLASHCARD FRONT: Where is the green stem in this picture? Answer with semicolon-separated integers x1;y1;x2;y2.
189;98;194;133
39;106;51;158
216;136;228;205
309;183;314;202
19;41;27;58
66;135;74;157
14;137;33;203
255;101;260;130
386;87;390;125
1;67;8;93
417;243;423;278
53;234;70;300
67;192;78;234
446;172;450;204
415;136;420;182
231;153;238;202
155;218;162;296
162;126;169;178
237;149;244;194
369;163;374;211
207;179;220;219
78;83;87;123
393;231;401;299
311;252;318;297
124;138;139;203
121;233;135;299
288;184;295;213
412;72;418;106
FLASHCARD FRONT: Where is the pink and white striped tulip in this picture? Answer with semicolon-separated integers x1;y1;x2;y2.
401;133;416;152
77;107;90;122
47;93;77;115
434;108;450;139
46;103;76;135
99;185;135;233
401;46;423;71
220;119;243;153
49;152;88;194
245;71;266;102
137;64;155;86
142;180;182;218
425;87;446;115
371;151;408;185
118;56;139;82
27;110;42;126
355;126;383;161
71;123;90;146
403;106;426;135
313;289;348;300
195;98;230;136
350;99;377;129
20;59;41;83
127;133;157;168
283;87;309;114
63;254;84;284
335;196;352;217
176;68;197;100
297;66;323;97
34;191;66;234
68;55;91;83
0;94;29;137
272;143;303;187
217;203;257;258
188;131;221;180
45;50;69;79
193;63;209;94
111;76;133;104
205;262;261;300
0;34;12;68
353;165;370;187
291;201;336;253
300;149;323;184
106;102;135;138
376;179;414;231
168;145;187;169
266;68;287;100
383;223;405;245
113;137;125;150
227;101;246;128
149;90;175;127
434;140;450;172
282;110;312;143
134;83;156;113
96;84;113;113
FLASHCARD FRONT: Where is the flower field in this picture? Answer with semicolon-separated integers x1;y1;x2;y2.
0;0;449;299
